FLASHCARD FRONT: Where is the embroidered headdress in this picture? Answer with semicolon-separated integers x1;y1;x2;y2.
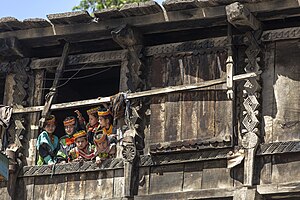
87;107;100;116
45;115;55;125
94;131;108;144
73;130;87;140
63;116;76;127
98;107;112;117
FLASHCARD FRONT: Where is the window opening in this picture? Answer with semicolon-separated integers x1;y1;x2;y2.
43;66;120;139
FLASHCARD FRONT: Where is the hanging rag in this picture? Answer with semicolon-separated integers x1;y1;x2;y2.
0;105;13;129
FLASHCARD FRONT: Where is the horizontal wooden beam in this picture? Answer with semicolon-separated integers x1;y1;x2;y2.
30;50;127;69
12;72;257;114
30;36;228;69
135;188;235;200
13;97;111;114
257;181;300;195
0;0;299;49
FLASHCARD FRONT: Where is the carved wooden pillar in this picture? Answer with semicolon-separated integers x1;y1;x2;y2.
226;2;262;190
2;58;31;200
112;24;145;198
241;30;262;187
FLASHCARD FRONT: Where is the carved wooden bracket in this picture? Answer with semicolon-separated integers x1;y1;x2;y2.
111;24;144;92
226;2;261;31
0;37;28;60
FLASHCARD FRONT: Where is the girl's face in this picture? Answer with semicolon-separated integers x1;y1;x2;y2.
75;137;88;150
64;125;75;136
98;117;109;128
44;124;56;134
96;140;108;152
89;114;98;126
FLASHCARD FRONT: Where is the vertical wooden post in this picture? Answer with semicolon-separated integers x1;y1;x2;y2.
226;2;262;188
39;42;70;127
27;69;45;166
112;25;144;198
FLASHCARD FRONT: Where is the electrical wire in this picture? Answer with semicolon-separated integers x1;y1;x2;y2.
42;64;115;90
42;63;88;90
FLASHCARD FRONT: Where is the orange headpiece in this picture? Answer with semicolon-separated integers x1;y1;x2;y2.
73;130;87;140
45;115;55;125
94;131;108;144
87;107;100;116
97;107;112;117
63;117;76;127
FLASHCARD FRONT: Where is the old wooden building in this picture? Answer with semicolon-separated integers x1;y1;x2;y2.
0;0;299;199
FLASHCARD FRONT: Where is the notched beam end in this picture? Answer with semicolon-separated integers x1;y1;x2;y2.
0;37;29;60
225;2;261;31
111;24;143;49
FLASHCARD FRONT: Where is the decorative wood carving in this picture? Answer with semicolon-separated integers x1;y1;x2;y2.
145;37;227;57
226;2;261;31
30;50;127;69
5;59;31;149
0;37;28;59
112;25;144;198
20;159;124;177
3;58;31;200
262;27;300;42
112;24;144;92
240;29;262;187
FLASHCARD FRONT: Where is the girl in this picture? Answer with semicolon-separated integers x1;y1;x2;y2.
76;107;100;145
94;131;116;165
36;115;59;165
56;116;80;163
68;130;95;162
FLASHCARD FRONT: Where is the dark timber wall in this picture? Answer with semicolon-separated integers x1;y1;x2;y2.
0;0;300;200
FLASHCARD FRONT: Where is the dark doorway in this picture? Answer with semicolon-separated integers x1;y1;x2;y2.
43;65;120;138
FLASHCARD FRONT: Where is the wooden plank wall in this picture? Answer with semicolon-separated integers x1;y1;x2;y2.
148;52;232;144
262;40;300;143
15;169;124;200
259;153;300;186
138;160;233;195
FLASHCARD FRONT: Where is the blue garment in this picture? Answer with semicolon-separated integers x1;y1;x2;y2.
36;131;59;165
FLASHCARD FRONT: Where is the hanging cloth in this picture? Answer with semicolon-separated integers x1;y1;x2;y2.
0;105;12;129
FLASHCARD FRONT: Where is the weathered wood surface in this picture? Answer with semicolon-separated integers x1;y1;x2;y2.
272;154;300;184
257;181;300;195
119;1;162;17
183;162;203;191
202;160;233;189
0;17;28;32
12;169;124;199
35;174;67;200
26;70;44;166
12;70;257;114
0;0;299;51
226;2;261;31
22;18;51;28
138;167;150;195
146;160;234;198
148;52;233;145
0;37;28;57
30;50;127;69
261;40;300;142
150;164;184;194
47;11;93;25
261;43;275;143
